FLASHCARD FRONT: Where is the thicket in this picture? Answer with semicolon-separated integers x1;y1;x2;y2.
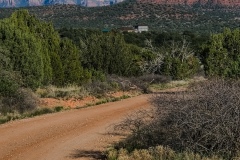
1;10;239;129
0;10;158;87
58;28;149;77
123;30;208;49
113;79;240;159
0;9;220;116
0;10;157;115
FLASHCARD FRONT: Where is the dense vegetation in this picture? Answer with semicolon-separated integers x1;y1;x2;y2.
202;28;240;78
0;4;240;159
0;10;151;114
0;0;240;34
1;9;240;113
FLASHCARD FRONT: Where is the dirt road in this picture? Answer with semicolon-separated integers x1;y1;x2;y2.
0;95;151;160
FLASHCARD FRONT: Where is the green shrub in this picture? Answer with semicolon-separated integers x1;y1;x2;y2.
28;108;53;117
54;106;64;112
203;28;240;78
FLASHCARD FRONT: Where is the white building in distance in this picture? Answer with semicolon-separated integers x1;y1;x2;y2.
134;25;149;33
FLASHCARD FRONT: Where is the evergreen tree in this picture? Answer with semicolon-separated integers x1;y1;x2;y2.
0;10;66;87
0;20;44;88
59;38;83;85
0;46;11;70
80;32;144;76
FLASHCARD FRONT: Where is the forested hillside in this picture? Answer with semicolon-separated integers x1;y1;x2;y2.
0;0;240;33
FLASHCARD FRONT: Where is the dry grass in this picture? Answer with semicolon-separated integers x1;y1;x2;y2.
36;85;89;99
107;145;233;160
149;76;206;92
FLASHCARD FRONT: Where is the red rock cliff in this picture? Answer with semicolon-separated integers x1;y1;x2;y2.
137;0;240;7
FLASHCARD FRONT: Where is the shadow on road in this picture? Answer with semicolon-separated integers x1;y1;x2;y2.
69;149;106;159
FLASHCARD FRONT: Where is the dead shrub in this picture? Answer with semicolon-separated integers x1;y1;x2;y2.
84;81;113;98
114;109;158;151
1;88;39;114
114;79;240;159
151;79;240;158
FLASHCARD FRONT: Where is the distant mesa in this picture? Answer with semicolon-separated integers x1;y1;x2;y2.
0;0;125;8
137;0;240;7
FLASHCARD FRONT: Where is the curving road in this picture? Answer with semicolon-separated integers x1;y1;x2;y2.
0;95;151;160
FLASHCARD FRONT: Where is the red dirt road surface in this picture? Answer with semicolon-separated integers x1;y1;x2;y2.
0;95;151;160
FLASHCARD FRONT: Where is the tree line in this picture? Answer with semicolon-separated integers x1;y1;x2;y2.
0;10;151;94
1;10;240;97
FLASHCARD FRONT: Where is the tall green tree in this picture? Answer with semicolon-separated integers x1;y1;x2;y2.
59;38;83;85
0;10;67;87
80;32;144;76
0;20;44;88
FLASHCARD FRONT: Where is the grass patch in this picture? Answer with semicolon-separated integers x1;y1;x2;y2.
149;80;189;91
36;85;89;99
149;76;206;91
0;106;65;124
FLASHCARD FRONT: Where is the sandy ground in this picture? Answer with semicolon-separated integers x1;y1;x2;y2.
0;94;151;160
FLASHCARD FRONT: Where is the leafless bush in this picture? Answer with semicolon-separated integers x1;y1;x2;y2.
152;79;240;158
141;39;164;74
106;75;138;92
84;81;116;98
114;79;240;159
114;109;157;150
114;109;154;133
